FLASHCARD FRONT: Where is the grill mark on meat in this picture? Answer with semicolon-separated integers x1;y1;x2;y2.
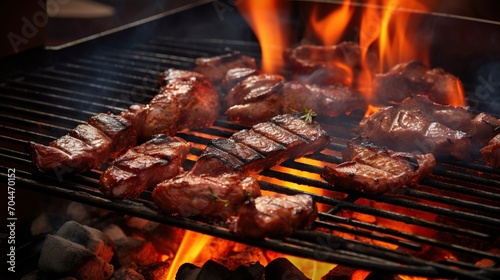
100;135;190;199
321;139;435;194
30;113;136;175
360;104;472;160
191;114;330;176
209;138;264;164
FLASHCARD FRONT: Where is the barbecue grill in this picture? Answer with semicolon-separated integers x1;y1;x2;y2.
1;1;500;279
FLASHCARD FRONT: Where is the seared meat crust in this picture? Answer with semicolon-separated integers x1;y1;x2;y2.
30;113;137;175
152;172;261;220
225;74;366;126
221;67;260;94
321;139;435;194
190;114;330;176
372;60;464;105
359;96;473;160
480;133;500;167
229;194;318;238
193;52;257;85
472;113;500;145
285;41;377;87
100;135;190;199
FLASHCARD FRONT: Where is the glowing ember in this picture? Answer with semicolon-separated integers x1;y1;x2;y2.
238;0;290;74
309;0;353;46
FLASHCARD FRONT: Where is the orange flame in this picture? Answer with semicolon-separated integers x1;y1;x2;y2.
309;1;353;46
238;0;290;74
357;0;431;105
165;230;212;279
450;79;466;106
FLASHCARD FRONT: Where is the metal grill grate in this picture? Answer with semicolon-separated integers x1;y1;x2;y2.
1;36;500;280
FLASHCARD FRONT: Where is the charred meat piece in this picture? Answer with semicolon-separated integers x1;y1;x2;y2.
100;135;190;199
472;113;500;145
221;67;260;94
225;73;285;108
359;106;472;161
480;133;500;168
225;75;365;126
229;194;318;238
398;95;472;132
280;82;366;118
30;113;137;175
193;52;257;85
152;172;261;220
285;41;377;87
372;60;464;105
321;139;435;194
120;95;180;141
123;69;220;140
160;69;220;131
191;113;330;176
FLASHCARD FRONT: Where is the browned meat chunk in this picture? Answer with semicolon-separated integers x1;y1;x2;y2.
480;133;500;167
472;113;500;145
280;82;366;117
30;113;137;175
190;113;330;176
100;135;190;199
152;172;261;220
123;69;220;140
360;107;471;160
224;74;365;126
193;52;257;85
160;69;220;131
285;42;377;87
221;67;260;94
321;139;435;194
372;60;464;105
120;95;180;141
229;194;318;238
398;95;472;132
225;73;285;108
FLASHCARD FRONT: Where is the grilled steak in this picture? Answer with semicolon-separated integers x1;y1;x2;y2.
122;69;220;140
480;133;500;168
398;95;472;132
221;67;260;94
229;194;318;238
160;69;220;131
225;73;285;108
152;172;261;220
359;98;472;160
321;139;435;194
100;135;190;199
120;95;180;141
472;113;500;145
30;113;137;175
193;52;257;85
224;74;365;126
190;113;330;176
285;41;377;87
372;60;464;105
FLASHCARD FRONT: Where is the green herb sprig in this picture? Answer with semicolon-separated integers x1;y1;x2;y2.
208;187;229;207
301;107;317;124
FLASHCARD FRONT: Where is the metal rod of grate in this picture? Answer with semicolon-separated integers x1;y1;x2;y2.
0;37;499;279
